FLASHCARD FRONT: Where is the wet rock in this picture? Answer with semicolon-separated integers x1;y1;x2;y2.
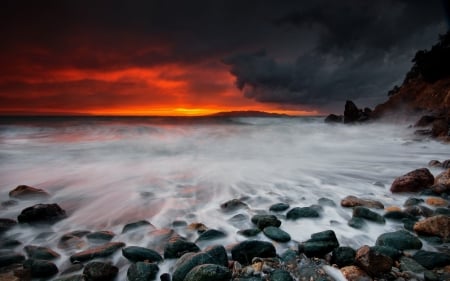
412;250;450;270
268;269;293;281
237;228;261;237
376;230;422;250
127;262;159;281
428;159;442;167
414;215;450;239
383;210;416;221
160;273;171;281
184;264;231;281
220;199;248;212
431;183;450;194
122;246;163;263
172;245;228;281
340;265;372;281
0;238;21;249
86;231;115;242
0;252;25;267
262;226;291;242
404;197;424;206
352;206;385;224
443;159;450;168
172;220;187;227
299;230;339;257
404;205;434;217
228;214;250;228
83;261;118;281
0;218;17;233
164;239;200;259
269;203;290;212
331;247;356;267
122;220;155;233
58;231;89;250
9;185;49;199
426;197;448;207
231;240;276;265
390;168;434;193
60;263;84;276
399;256;427;273
371;246;401;260
23;258;58;278
17;203;66;224
70;242;125;263
195;229;227;242
286;207;319;220
54;274;85;281
348;217;366;229
251;214;281;229
355;245;392;277
318;197;336;207
324;114;343;123
435;207;450;216
344;100;367;123
293;261;334;281
340;195;384;209
24;245;60;260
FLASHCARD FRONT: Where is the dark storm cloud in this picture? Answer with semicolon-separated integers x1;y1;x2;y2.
0;0;448;112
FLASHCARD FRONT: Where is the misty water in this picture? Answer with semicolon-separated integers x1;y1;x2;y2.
0;116;448;277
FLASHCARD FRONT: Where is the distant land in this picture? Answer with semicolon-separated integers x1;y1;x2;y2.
208;110;290;117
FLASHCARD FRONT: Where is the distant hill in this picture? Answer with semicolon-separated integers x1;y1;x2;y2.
208;110;290;117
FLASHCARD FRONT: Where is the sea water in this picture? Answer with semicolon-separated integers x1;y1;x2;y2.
0;116;448;277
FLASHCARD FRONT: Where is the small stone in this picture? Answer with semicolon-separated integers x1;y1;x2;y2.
172;220;187;227
355;245;392;277
435;207;450;216
286;207;319;220
412;250;450;269
17;203;66;224
371;246;402;260
318;197;336;207
54;275;85;281
399;256;427;273
195;229;227;242
86;231;115;241
426;197;448;207
0;252;25;267
263;226;291;242
431;184;450;194
1;200;18;207
385;206;401;212
70;242;125;263
164;239;200;259
187;222;208;233
24;245;60;260
413;215;450;239
0;218;17;233
228;214;249;228
184;264;231;281
352;206;385;224
231;240;276;265
341;195;384;209
383;210;416;221
122;246;163;263
390;168;434;193
127;262;159;281
268;269;293;281
23;259;58;278
251;214;281;229
376;230;422;250
348;217;366;229
58;231;88;250
404;197;424;206
0;238;21;248
340;265;372;281
160;273;171;281
269;203;290;212
404;205;434;217
9;185;49;199
332;247;356;267
83;261;118;281
299;230;339;257
435;168;450;188
237;228;261;237
428;160;442;167
220;199;248;212
122;220;155;233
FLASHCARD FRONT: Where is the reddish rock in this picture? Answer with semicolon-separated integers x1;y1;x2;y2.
414;215;450;239
431;184;450;194
340;265;372;281
435;168;450;188
390;168;434;193
9;185;49;199
355;245;393;277
70;242;125;263
425;197;448;207
428;160;442;167
341;196;384;209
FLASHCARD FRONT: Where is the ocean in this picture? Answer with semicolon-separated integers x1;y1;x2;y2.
0;116;448;277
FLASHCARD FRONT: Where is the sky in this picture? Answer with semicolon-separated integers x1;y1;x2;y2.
0;1;448;116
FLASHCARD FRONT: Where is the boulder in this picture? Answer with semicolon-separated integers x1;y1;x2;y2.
414;215;450;239
262;226;291;242
0;218;17;233
220;199;248;212
172;245;228;281
0;252;25;267
435;168;450;188
184;264;231;281
352;207;385;224
17;203;66;224
299;230;339;257
127;262;159;281
164;239;200;259
390;168;434;193
83;261;118;281
376;230;422;250
9;185;49;199
251;214;281;229
23;259;58;278
340;265;372;281
122;220;155;233
355;245;392;277
195;229;227;242
231;240;276;265
286;207;319;220
331;247;356;267
70;242;125;263
122;246;163;263
24;245;60;260
340;196;384;209
269;203;290;212
412;250;450;269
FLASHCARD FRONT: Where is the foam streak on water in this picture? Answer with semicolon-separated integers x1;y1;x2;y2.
0;116;448;271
